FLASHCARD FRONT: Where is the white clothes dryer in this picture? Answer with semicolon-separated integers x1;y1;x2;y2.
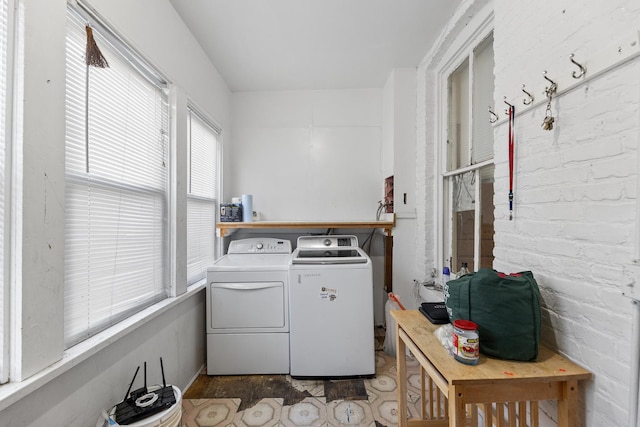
206;238;291;375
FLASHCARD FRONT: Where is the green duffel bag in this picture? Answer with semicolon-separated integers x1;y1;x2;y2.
444;268;542;361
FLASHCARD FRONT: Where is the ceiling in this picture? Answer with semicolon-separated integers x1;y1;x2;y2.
169;0;462;92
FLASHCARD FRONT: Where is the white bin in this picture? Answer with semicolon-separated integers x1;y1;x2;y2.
383;299;398;356
106;385;182;427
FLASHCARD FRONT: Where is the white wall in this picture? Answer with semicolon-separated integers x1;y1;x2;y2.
228;89;387;323
382;69;423;310
418;0;640;425
382;76;395;179
0;0;230;425
229;89;382;221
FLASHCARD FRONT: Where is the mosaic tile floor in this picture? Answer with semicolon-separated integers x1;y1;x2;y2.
180;350;423;427
180;328;426;427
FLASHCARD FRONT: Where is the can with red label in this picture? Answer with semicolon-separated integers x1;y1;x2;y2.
452;319;479;365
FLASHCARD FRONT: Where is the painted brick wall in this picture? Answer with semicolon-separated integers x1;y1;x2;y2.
417;0;640;425
494;1;639;425
415;65;434;280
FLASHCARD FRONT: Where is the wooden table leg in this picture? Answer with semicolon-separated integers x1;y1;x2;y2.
557;380;579;427
421;366;427;419
448;384;465;426
396;323;408;427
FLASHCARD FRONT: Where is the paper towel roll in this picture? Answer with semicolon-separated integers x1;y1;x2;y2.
241;194;253;222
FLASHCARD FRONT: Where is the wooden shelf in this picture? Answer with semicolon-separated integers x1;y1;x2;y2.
216;220;395;237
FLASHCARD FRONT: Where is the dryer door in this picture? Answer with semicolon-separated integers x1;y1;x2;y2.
209;281;286;330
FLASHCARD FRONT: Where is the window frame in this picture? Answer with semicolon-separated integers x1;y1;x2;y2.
435;12;494;279
0;0;14;385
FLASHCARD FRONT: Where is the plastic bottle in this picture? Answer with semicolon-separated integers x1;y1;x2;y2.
442;267;450;302
457;262;470;278
442;267;450;284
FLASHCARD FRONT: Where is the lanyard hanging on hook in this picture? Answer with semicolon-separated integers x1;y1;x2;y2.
508;105;515;220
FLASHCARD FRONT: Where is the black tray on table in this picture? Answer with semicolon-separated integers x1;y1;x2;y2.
419;302;450;324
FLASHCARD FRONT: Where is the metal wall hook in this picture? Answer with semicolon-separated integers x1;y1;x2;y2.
503;97;514;115
521;84;534;105
488;106;498;123
569;54;586;79
543;71;557;97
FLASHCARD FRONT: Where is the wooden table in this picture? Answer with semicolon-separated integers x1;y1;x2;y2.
392;310;591;427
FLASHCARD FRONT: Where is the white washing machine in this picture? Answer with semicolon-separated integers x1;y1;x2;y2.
289;235;375;377
206;238;291;375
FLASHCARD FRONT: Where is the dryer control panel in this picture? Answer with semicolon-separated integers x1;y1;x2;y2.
227;238;292;254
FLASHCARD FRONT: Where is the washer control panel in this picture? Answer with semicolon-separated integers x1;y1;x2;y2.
297;235;359;249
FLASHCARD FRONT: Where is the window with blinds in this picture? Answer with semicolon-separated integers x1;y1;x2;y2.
187;109;218;285
64;7;170;347
0;0;9;384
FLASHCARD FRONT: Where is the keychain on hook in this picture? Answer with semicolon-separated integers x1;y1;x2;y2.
542;71;557;131
542;97;555;130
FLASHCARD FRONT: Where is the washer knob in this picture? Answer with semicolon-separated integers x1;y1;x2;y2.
323;239;332;246
256;242;263;250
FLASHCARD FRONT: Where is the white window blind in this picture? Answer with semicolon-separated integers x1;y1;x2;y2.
64;7;169;347
187;109;218;284
0;0;8;384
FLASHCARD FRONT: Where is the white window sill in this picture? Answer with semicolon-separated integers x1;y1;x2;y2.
0;281;206;413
